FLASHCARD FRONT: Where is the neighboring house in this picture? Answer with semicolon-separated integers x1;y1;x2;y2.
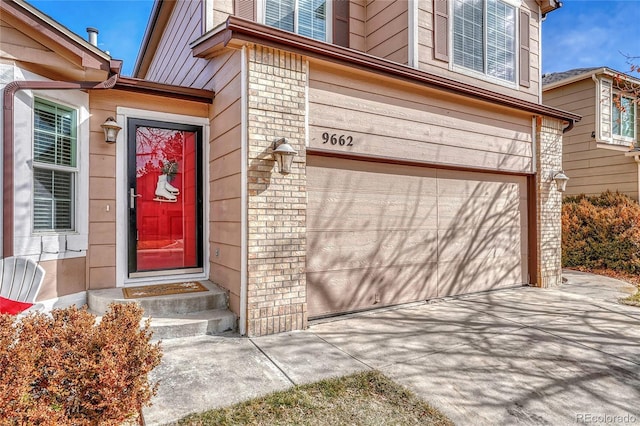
543;67;640;199
2;0;580;337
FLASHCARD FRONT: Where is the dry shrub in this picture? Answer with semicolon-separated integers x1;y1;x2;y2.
562;191;640;273
0;303;162;425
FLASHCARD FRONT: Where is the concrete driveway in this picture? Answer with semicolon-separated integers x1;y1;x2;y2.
144;270;640;425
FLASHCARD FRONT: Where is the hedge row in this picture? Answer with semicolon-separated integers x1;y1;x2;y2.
0;303;162;425
562;191;640;274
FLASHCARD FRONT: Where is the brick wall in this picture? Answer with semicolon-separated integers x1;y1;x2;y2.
246;45;308;336
536;116;564;287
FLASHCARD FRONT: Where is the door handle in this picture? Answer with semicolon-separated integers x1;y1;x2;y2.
129;188;142;209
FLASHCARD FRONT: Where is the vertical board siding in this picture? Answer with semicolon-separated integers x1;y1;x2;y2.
544;79;640;200
418;0;540;103
308;63;533;174
87;91;208;290
208;50;243;315
146;1;212;89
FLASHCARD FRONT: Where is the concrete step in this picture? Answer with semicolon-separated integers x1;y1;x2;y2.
87;280;228;316
147;308;236;340
87;280;236;339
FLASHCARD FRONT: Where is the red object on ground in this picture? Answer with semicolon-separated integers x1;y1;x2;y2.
0;296;34;315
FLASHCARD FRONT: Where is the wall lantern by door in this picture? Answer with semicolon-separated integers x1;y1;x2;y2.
272;138;297;174
553;171;569;192
100;116;121;144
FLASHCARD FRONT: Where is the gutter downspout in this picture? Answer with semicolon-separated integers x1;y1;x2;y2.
563;119;575;134
2;73;118;257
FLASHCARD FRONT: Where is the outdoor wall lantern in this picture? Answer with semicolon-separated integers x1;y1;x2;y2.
272;138;297;174
553;171;569;192
100;116;121;144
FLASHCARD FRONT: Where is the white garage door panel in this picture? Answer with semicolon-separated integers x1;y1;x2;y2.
307;156;528;318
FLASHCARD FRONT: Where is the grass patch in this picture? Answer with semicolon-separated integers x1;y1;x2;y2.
174;370;452;426
621;288;640;307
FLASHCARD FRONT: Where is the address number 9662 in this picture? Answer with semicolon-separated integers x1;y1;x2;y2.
322;132;354;146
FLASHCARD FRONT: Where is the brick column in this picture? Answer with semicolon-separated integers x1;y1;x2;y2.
245;45;307;336
536;116;564;287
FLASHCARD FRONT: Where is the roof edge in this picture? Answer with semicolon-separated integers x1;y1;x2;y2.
133;0;177;78
115;76;214;103
193;17;581;123
543;67;640;91
8;0;112;62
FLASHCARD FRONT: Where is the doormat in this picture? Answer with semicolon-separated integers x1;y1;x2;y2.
122;282;208;299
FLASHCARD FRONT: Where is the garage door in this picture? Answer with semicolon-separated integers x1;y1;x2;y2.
307;156;529;318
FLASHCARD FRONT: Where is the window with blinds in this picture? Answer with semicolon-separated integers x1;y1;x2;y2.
265;0;327;41
453;0;516;83
33;99;76;231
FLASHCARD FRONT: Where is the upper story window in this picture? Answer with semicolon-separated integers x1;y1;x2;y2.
32;98;77;232
452;0;517;83
613;94;636;140
265;0;327;41
597;78;638;146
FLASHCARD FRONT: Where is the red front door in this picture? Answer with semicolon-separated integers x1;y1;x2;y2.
127;119;203;277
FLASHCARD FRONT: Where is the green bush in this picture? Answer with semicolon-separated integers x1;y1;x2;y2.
562;191;640;273
0;303;162;425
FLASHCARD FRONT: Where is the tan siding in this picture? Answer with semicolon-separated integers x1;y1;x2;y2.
208;50;243;316
145;1;212;88
87;90;208;290
38;257;86;300
349;0;366;51
365;0;409;65
417;0;540;103
309;62;533;173
543;78;639;200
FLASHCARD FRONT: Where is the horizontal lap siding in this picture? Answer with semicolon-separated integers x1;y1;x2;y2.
145;1;211;89
349;0;366;51
417;0;540;103
544;79;639;200
209;51;243;315
365;0;409;64
87;91;208;290
308;64;533;174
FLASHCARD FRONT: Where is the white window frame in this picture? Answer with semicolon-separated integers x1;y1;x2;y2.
611;92;637;143
259;0;332;43
32;97;78;233
596;76;638;148
449;0;521;89
9;66;89;261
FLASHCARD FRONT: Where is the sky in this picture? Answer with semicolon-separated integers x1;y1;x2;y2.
25;0;640;78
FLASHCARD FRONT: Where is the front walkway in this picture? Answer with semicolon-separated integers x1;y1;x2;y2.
144;271;640;425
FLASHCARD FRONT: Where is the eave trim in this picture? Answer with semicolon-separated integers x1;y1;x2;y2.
193;17;581;123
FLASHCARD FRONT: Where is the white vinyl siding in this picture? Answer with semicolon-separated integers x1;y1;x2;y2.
264;0;326;41
32;99;77;232
453;0;516;83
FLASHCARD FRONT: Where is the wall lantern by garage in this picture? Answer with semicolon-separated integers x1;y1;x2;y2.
100;116;121;144
272;138;297;174
553;171;569;192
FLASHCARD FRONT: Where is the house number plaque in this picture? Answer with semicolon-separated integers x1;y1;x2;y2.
322;132;354;147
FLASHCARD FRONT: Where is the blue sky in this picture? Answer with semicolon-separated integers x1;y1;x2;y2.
26;0;640;77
